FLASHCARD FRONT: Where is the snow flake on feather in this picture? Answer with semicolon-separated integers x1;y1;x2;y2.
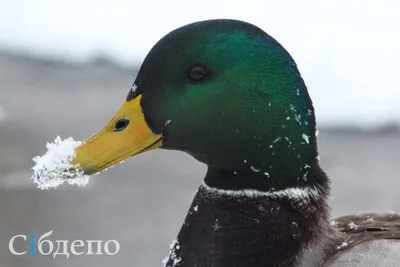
213;219;221;231
284;136;292;147
250;165;260;172
258;205;266;212
337;241;349;249
273;137;281;144
301;171;309;182
163;239;182;267
365;217;375;223
294;114;302;125
301;134;310;144
130;84;138;93
348;222;358;230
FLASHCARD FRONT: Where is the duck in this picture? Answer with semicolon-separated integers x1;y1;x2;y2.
70;19;400;266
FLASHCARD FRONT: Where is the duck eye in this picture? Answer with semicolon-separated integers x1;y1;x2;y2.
114;119;130;131
187;65;207;81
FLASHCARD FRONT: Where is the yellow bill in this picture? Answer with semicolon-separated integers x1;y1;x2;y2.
72;95;162;175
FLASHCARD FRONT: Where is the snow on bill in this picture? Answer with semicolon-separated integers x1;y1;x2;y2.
31;136;89;189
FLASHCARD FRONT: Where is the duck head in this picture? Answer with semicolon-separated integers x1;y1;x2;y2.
73;19;325;192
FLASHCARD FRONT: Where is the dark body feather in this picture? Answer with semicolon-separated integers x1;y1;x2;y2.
163;186;400;267
164;184;333;267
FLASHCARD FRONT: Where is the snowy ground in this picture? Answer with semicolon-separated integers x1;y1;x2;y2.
0;53;399;267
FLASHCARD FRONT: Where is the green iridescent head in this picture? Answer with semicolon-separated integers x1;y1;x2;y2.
74;19;325;191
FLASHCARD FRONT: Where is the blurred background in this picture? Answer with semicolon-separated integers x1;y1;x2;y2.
0;0;399;266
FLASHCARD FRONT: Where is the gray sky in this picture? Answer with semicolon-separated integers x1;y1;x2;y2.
1;0;399;126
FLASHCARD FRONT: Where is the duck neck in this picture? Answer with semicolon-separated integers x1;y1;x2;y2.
204;160;328;193
202;115;325;192
163;178;331;267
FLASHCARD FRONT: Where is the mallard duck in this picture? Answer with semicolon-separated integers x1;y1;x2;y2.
71;19;400;266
